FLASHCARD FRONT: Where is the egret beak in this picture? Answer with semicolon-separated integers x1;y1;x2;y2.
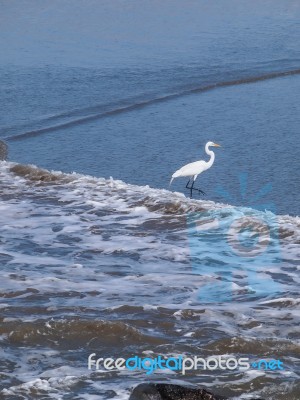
213;143;221;147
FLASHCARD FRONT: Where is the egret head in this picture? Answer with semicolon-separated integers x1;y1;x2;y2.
207;141;221;148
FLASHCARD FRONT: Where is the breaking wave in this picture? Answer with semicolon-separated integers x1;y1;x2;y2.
1;160;299;399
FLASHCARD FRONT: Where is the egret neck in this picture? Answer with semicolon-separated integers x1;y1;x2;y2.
205;142;215;170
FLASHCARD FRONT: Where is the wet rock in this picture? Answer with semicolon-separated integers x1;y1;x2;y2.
129;383;265;400
129;383;226;400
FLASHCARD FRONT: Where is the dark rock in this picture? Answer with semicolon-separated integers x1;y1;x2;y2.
129;383;226;400
129;383;266;400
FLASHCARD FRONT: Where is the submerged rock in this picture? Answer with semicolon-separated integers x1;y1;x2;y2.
129;383;265;400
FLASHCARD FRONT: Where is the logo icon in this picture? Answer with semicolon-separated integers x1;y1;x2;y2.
187;173;282;302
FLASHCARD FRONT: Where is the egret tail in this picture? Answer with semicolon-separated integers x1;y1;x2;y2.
170;169;182;186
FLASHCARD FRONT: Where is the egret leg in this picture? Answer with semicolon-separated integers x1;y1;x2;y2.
196;187;206;195
185;179;191;188
185;179;194;198
190;180;194;198
185;179;206;198
185;179;193;198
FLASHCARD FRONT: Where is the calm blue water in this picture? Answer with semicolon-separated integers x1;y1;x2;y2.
0;1;300;399
0;0;299;215
4;71;300;216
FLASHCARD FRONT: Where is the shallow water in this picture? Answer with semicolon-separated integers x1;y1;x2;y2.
5;71;300;217
0;162;299;399
0;1;300;399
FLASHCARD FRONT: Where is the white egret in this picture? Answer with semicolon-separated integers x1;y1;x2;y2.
170;141;221;198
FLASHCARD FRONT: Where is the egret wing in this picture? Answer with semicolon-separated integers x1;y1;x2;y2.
176;160;207;177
